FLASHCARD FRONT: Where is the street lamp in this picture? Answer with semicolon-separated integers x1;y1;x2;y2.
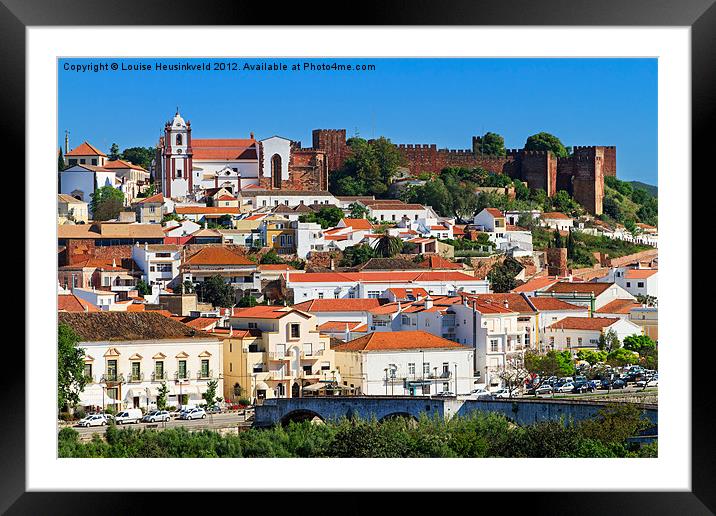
384;368;388;396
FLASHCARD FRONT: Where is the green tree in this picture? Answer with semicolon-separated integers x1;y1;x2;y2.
513;179;530;201
260;249;285;264
524;132;569;158
348;202;369;219
622;334;656;355
576;349;607;365
58;323;87;411
237;295;258;308
487;263;517;293
202;380;219;407
136;280;151;296
162;212;182;224
372;235;404;258
196;275;235;308
598;328;621;352
340;244;376;267
90;185;125;221
299;205;345;229
109;143;120;160
636;294;657;307
331;137;404;197
120;146;155;170
553;229;563;248
182;280;194;294
58;147;66;172
606;348;639;367
551;190;582;216
473;132;506;156
566;230;576;259
157;382;169;410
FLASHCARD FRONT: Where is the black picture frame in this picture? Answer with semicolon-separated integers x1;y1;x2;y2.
2;1;709;513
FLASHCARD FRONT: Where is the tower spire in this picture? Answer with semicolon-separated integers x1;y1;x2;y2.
64;130;69;154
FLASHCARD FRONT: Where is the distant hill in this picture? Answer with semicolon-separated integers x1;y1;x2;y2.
628;181;657;198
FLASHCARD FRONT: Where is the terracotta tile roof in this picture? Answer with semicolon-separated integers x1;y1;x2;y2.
595;299;642;314
333;331;469;352
547;316;621;331
430;225;447;230
512;276;561;293
184;317;222;330
341;218;373;230
541;212;572;220
506;224;528;231
485;208;504;218
58;193;85;204
230;305;297;319
357;258;427;271
58;294;100;312
57;223;165;240
287;271;482;283
104;159;147;171
545;282;614;296
58;312;216;341
385;287;429;300
191;138;257;160
134;194;164;204
175;206;240;215
529;298;586;311
462;293;529;314
66;141;106;157
258;264;296;271
217;195;236;201
183;247;255;266
452;225;465;236
623;269;657;279
125;303;146;312
210;328;262;338
318;321;368;332
293;298;383;312
419;255;462;270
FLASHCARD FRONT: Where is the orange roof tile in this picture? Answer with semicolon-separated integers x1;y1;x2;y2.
541;212;572;220
258;264;296;271
230;305;299;319
512;276;561;293
529;298;586;311
287;271;481;283
104;159;147;171
184;247;255;266
333;331;469;352
547;316;621;331
191;138;257;160
341;218;372;230
134;193;164;204
318;321;367;332
420;255;462;270
175;206;240;215
596;299;642;314
293;298;383;312
66;141;106;157
485;208;504;218
623;269;657;279
184;317;221;330
545;282;615;296
58;294;100;312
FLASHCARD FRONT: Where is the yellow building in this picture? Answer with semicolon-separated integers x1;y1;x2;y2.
262;216;296;255
58;194;89;224
219;305;338;403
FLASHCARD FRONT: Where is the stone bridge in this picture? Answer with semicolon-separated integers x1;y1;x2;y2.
253;396;658;428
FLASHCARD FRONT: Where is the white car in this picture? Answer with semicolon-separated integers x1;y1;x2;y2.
142;410;171;423
556;382;575;393
77;414;108;427
492;388;515;399
468;388;494;399
115;409;143;425
179;408;207;420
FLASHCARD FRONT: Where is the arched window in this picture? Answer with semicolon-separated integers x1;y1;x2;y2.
271;154;282;189
176;133;182;146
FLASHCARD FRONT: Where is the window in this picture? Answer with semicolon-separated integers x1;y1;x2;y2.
248;322;258;329
201;359;210;378
638;282;645;288
271;154;282;188
408;363;415;375
367;291;381;299
103;277;110;286
490;339;499;352
422;385;431;394
178;360;187;379
549;337;555;346
626;282;631;287
130;361;141;381
156;263;172;273
229;362;232;372
177;169;182;178
176;134;182;145
442;363;449;374
155;361;164;380
578;337;583;346
401;315;411;326
80;158;86;164
290;323;301;339
318;292;324;299
566;337;571;347
91;158;97;165
103;359;117;382
442;382;450;392
84;363;92;380
423;363;430;375
149;206;156;213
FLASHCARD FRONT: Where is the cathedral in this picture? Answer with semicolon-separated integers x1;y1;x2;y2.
154;111;329;200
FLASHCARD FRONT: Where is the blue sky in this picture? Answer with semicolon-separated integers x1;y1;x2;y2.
58;58;657;184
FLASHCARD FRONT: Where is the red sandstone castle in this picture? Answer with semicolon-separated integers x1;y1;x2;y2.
311;129;615;215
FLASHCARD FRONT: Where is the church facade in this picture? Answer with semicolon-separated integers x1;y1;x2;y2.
154;111;328;200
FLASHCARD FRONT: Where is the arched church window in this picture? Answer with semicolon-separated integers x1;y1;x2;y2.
271;154;282;189
176;134;183;146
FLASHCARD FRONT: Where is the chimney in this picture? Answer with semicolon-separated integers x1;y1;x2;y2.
344;323;351;342
503;299;509;309
330;258;335;271
144;242;148;251
250;132;255;139
112;258;116;268
424;295;433;309
64;130;69;155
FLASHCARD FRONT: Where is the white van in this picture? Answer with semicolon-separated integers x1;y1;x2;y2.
115;408;143;424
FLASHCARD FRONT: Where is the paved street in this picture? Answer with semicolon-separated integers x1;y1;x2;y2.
71;410;253;438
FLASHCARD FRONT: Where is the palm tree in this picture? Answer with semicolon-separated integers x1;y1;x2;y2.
373;235;403;258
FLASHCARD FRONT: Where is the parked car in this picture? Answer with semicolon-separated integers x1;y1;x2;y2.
492;388;515;398
179;407;207;420
436;391;456;397
77;414;108;427
115;409;143;425
572;381;594;394
535;384;554;395
556;382;575;393
206;405;222;414
142;410;171;423
468;389;494;399
612;378;627;389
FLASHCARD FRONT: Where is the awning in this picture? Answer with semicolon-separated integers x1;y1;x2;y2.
302;383;326;392
255;382;270;391
124;388;149;399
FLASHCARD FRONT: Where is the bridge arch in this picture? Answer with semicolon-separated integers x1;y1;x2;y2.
280;409;325;426
378;412;419;424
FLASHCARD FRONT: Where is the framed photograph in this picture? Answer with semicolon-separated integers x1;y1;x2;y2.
4;0;710;512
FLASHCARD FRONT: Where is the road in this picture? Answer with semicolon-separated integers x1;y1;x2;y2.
71;410;253;437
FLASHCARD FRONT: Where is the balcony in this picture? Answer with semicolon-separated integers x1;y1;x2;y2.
100;373;125;384
174;371;192;381
427;371;452;379
268;352;291;361
301;349;325;359
151;371;168;382
127;372;145;383
197;370;213;380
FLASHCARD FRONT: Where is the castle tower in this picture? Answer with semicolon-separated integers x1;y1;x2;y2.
161;109;193;198
312;129;348;172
